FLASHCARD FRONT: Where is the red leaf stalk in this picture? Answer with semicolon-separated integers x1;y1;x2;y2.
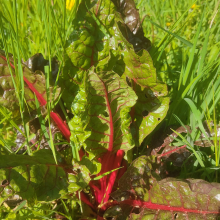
101;199;220;215
79;149;85;160
2;55;72;142
158;145;187;158
97;153;115;203
103;150;124;203
116;158;127;180
50;112;71;142
121;200;220;215
23;76;47;106
79;191;95;210
0;55;15;69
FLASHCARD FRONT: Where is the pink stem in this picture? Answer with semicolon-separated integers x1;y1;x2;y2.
100;199;220;215
30;139;38;148
89;182;102;205
89;182;101;194
50;112;71;142
98;153;115;203
116;159;127;180
0;55;47;107
1;55;72;142
158;145;187;158
0;55;15;69
79;191;95;210
23;76;47;106
121;199;220;215
25;76;72;142
79;148;85;160
101;81;114;152
103;150;124;203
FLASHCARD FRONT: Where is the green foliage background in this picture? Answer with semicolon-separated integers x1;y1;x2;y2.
0;0;220;219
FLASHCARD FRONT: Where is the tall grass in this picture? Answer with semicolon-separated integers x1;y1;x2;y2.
0;0;80;159
135;0;220;180
0;1;80;216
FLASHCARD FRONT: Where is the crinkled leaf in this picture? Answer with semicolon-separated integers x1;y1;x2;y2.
106;19;170;146
151;125;191;152
150;122;219;167
63;0;118;109
0;149;89;204
158;145;190;167
92;2;168;147
66;0;116;78
65;0;167;148
0;53;61;118
123;49;169;146
69;69;137;158
103;156;220;219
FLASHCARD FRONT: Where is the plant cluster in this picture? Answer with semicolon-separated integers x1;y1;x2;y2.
0;0;220;219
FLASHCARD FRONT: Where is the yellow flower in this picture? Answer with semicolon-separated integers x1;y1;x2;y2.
66;0;75;10
191;3;196;9
166;22;171;27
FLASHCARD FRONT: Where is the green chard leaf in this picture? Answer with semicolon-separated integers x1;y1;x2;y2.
0;149;90;204
103;156;220;220
64;0;117;79
89;11;168;146
69;69;137;158
124;50;169;146
65;0;169;148
117;34;169;146
59;56;81;110
61;0;118;109
79;155;101;175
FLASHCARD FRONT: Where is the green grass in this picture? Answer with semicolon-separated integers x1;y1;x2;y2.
0;0;220;218
135;0;220;181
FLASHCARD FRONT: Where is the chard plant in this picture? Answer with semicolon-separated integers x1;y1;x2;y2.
0;0;220;219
